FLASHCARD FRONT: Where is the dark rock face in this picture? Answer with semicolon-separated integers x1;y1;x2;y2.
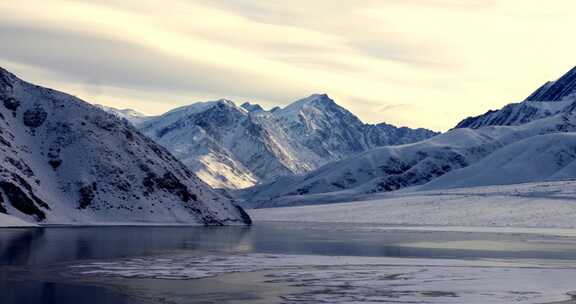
364;123;438;146
78;183;97;209
455;103;545;129
240;102;264;113
5;157;34;177
370;150;468;193
0;68;14;92
142;170;197;203
234;205;252;225
2;97;19;116
525;66;576;101
23;106;48;128
0;193;6;213
48;159;62;169
0;181;46;221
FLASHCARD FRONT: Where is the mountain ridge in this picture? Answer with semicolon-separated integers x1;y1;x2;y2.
455;66;576;129
104;94;438;189
240;65;576;208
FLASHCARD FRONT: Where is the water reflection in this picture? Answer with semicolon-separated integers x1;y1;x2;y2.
2;223;576;304
2;223;576;267
0;226;252;266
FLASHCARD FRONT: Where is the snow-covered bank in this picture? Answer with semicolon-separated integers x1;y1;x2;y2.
250;180;576;229
0;213;38;227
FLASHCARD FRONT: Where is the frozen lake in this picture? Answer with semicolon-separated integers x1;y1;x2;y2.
2;222;576;303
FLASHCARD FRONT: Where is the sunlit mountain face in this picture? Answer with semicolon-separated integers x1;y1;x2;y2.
102;94;437;189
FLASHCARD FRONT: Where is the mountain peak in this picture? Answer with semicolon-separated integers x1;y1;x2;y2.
96;105;147;117
525;66;576;101
300;93;333;104
240;102;264;113
165;98;244;116
280;93;338;114
215;98;235;105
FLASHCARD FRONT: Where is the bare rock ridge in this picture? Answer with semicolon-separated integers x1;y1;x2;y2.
525;66;576;101
0;66;250;225
455;66;576;129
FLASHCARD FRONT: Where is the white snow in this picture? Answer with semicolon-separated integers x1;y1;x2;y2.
95;104;150;126
243;67;576;207
244;111;576;207
136;94;436;189
0;67;250;226
70;253;576;303
419;132;576;190
250;180;576;229
0;213;38;227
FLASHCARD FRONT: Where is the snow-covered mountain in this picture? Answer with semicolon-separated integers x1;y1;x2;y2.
137;99;310;189
273;94;438;160
455;66;576;129
0;67;251;225
419;132;576;191
242;67;576;208
525;66;576;101
136;94;438;189
243;111;576;207
96;104;151;126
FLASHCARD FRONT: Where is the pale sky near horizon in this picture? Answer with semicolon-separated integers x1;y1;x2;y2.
0;1;575;131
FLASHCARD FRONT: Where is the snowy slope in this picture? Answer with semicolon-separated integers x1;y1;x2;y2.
243;112;576;208
454;99;575;129
0;213;38;227
420;132;576;190
137;94;438;189
243;66;576;208
250;180;576;229
455;66;576;129
0;67;251;226
96;104;151;126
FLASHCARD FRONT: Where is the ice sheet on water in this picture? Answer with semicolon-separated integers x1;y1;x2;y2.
70;253;576;303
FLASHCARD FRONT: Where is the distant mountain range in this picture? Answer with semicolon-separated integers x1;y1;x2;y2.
0;67;250;225
103;94;438;189
4;63;576;219
237;66;576;208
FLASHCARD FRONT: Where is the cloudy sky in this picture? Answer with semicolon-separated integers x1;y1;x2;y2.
1;1;575;130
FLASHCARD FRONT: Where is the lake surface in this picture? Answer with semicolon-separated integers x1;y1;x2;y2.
2;222;576;303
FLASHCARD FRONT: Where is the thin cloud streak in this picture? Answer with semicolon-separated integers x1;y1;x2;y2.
0;0;575;131
0;24;310;102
